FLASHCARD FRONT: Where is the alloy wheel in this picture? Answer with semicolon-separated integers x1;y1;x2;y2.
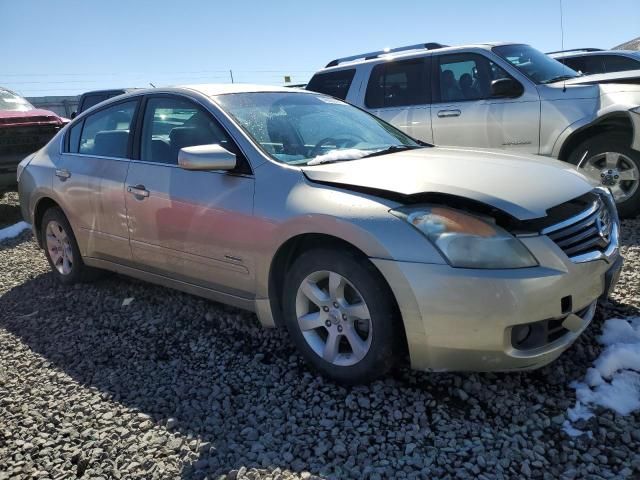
295;270;372;367
579;151;640;203
45;221;73;275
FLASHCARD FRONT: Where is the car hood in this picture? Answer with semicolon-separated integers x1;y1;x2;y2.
0;108;64;127
302;147;594;220
564;69;640;86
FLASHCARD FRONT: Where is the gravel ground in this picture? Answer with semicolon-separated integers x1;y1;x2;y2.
0;189;639;479
0;190;21;229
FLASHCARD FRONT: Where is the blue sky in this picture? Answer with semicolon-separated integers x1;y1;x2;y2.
2;0;638;97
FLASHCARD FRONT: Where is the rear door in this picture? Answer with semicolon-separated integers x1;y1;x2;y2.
56;99;139;261
124;94;255;297
430;52;540;153
363;57;432;143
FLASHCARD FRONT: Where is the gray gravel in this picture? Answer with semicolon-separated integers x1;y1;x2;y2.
0;190;21;229
1;189;639;479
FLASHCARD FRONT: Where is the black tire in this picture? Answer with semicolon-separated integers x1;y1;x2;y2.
40;207;102;284
568;133;640;218
282;248;400;384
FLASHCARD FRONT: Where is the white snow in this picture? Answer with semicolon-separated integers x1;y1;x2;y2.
563;316;640;436
0;221;30;241
306;149;369;165
122;297;135;307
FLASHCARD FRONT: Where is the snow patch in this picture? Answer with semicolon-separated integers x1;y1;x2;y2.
0;221;30;241
564;316;640;436
306;149;369;165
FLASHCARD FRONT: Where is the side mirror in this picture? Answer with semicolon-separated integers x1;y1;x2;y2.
490;78;524;98
70;111;77;119
178;144;237;171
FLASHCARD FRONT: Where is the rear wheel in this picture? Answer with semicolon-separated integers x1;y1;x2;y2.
282;248;400;384
41;207;102;284
568;133;640;218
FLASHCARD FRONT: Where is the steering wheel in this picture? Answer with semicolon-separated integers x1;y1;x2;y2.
309;135;367;158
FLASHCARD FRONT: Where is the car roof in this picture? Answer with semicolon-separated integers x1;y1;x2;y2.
550;50;640;59
314;42;518;72
80;88;139;97
178;83;309;96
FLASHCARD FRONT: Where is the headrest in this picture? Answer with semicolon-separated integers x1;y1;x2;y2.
93;130;129;157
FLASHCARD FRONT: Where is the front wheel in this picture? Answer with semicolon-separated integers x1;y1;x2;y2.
282;248;400;384
568;133;640;218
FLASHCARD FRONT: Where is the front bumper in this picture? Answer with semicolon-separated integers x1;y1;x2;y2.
372;234;622;372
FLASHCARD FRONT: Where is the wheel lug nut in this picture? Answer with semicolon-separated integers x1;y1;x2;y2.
601;173;605;177
342;314;347;320
608;169;613;174
325;320;332;327
337;325;343;332
322;306;329;312
333;302;339;308
614;175;619;179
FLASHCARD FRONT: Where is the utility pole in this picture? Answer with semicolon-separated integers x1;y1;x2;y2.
229;70;234;83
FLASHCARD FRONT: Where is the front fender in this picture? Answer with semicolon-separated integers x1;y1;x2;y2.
252;167;446;301
551;108;638;158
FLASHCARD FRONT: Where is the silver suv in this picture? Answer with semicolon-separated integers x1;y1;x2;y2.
307;42;640;217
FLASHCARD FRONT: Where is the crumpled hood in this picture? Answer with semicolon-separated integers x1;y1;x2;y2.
564;69;640;86
302;147;594;220
0;108;64;127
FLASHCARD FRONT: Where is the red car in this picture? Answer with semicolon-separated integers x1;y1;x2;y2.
0;87;68;189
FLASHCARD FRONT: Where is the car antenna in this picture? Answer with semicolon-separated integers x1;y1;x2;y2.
559;0;567;92
149;82;156;88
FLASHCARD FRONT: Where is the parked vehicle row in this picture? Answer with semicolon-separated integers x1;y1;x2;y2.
0;87;68;190
306;42;640;217
18;85;622;383
548;47;640;76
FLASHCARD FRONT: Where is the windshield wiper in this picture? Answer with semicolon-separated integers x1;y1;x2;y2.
362;145;423;159
541;74;578;84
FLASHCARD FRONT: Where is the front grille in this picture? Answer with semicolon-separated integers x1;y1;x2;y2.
542;196;614;260
0;124;60;156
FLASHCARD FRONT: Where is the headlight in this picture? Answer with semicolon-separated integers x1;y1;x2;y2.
390;206;538;269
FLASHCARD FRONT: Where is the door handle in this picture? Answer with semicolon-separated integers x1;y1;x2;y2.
437;109;462;118
127;185;150;198
55;169;71;180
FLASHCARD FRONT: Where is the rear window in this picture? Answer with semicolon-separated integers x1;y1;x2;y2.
365;58;430;109
306;69;356;100
80;93;120;113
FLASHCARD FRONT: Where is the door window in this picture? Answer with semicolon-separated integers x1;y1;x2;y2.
563;56;605;75
436;53;512;102
602;55;640;72
365;58;430;108
140;97;237;165
78;101;137;158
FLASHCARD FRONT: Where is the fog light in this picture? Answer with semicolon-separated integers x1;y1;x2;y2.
512;325;532;346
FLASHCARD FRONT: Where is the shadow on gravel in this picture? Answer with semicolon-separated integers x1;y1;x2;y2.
1;263;639;478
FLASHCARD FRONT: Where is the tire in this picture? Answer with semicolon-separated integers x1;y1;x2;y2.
282;248;400;384
40;207;102;284
568;133;640;218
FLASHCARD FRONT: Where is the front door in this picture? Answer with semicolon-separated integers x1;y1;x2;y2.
124;95;255;297
55;99;138;261
430;52;540;153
